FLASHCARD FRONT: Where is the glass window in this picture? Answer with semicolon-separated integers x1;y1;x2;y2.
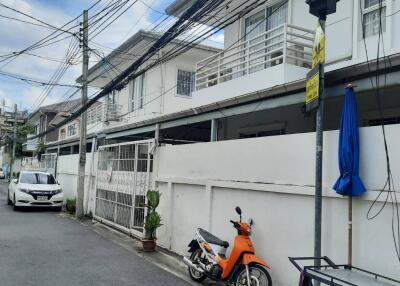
139;74;145;109
129;80;135;112
20;172;57;184
363;0;386;37
245;10;266;41
266;1;288;31
67;123;76;136
177;70;195;96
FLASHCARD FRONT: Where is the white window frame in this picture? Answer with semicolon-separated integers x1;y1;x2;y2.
67;123;77;137
129;80;135;112
176;69;195;97
362;0;386;37
138;73;145;109
242;0;289;40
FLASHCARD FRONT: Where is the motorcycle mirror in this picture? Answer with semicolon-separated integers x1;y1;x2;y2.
248;218;254;226
235;206;242;215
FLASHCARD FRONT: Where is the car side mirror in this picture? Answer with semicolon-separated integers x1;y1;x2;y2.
13;178;18;184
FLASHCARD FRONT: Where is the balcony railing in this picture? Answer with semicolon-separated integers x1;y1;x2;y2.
87;102;122;125
195;24;314;90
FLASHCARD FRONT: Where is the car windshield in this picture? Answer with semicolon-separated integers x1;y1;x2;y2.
19;173;56;184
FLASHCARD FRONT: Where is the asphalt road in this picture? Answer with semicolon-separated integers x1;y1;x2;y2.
0;181;189;286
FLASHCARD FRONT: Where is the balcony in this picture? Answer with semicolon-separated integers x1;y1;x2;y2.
193;24;314;106
87;102;122;125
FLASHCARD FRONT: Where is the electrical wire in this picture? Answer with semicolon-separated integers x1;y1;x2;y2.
30;0;287;141
359;0;400;263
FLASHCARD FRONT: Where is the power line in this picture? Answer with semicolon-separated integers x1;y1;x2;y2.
29;0;226;139
0;70;80;87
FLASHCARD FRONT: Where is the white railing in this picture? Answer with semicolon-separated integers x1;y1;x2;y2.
87;103;122;125
195;24;314;90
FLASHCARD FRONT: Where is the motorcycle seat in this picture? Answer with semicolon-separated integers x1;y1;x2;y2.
198;228;229;248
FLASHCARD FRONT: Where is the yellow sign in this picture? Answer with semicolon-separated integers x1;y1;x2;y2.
306;65;320;107
312;24;325;68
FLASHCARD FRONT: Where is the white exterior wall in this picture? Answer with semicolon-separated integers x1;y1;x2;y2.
98;48;219;131
56;152;97;214
154;124;400;286
194;0;400;106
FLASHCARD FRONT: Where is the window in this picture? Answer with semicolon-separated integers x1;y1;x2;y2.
177;70;195;96
20;172;57;184
129;74;145;112
59;128;66;140
107;90;119;105
239;129;286;139
362;0;386;37
244;1;288;73
244;1;288;41
129;80;135;112
138;73;145;109
367;117;400;126
67;123;77;136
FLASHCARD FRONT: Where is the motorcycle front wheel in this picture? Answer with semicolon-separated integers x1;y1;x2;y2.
188;248;207;283
234;264;272;286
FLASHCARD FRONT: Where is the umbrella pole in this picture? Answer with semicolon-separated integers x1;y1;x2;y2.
348;196;353;266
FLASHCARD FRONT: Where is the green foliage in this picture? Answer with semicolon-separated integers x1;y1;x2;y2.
66;198;76;214
36;140;47;159
144;191;162;240
5;123;35;158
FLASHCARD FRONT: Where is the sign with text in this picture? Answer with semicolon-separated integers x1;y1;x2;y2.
305;64;321;111
312;23;325;68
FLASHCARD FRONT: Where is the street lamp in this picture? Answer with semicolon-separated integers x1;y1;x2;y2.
305;0;339;276
306;0;339;19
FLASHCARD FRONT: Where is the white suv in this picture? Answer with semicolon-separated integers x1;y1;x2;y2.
8;171;63;211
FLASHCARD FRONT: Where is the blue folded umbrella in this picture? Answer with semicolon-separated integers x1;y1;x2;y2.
333;87;366;197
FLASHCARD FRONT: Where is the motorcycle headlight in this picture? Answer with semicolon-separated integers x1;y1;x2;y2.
19;188;30;194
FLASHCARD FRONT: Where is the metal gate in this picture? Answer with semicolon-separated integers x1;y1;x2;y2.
94;140;155;237
40;153;57;176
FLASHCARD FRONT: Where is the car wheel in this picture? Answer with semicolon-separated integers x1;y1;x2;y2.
7;190;12;205
13;195;19;211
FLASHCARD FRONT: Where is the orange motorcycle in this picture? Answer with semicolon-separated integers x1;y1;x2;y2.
183;207;272;286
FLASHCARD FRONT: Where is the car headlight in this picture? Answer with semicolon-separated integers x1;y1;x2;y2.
53;189;62;194
19;188;30;194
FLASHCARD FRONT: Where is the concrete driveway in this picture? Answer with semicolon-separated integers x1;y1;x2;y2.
0;181;190;286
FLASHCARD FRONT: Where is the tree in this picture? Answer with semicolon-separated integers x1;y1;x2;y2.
4;123;35;158
36;140;47;160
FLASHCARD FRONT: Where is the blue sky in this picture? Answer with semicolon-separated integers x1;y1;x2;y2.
0;0;221;113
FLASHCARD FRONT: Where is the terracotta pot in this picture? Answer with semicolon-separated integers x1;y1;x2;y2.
142;239;156;252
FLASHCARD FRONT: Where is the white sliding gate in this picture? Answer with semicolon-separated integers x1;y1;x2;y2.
94;139;155;237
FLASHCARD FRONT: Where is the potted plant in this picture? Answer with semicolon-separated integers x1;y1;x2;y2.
142;190;162;252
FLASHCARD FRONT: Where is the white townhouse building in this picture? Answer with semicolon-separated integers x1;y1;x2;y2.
81;30;221;138
45;2;400;286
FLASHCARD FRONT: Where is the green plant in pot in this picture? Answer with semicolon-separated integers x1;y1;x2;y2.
142;190;162;252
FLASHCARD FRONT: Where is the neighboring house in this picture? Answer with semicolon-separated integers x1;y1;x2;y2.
81;30;220;134
23;99;82;153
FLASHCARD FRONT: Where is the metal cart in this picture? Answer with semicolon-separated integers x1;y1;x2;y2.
289;256;400;286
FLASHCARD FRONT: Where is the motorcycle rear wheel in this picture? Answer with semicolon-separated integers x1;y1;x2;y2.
234;264;272;286
188;248;207;283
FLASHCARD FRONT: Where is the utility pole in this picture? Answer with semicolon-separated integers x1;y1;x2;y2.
305;0;339;273
76;10;89;218
10;104;17;178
